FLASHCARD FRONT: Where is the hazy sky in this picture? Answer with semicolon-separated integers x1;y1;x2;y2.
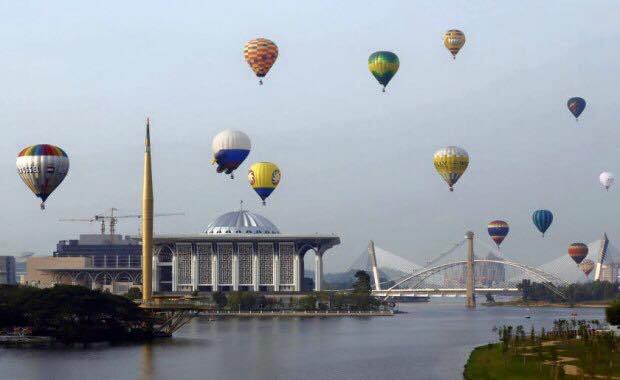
1;1;620;272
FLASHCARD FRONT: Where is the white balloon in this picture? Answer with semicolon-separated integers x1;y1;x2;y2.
599;171;615;190
211;129;251;154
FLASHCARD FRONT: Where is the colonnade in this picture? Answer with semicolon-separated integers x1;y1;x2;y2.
151;241;325;293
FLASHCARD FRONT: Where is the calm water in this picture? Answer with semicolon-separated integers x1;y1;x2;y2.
0;302;605;380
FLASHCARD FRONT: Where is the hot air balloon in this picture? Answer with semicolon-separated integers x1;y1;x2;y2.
433;146;469;191
16;144;69;210
248;162;280;205
488;220;509;248
368;51;399;92
532;209;553;237
567;97;586;120
579;259;595;278
568;243;588;265
599;171;615;191
244;38;278;85
443;29;466;59
212;130;251;179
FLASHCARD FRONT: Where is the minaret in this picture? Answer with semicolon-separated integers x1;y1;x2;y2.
141;118;154;302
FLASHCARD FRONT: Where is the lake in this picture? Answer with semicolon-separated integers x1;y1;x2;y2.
0;301;605;380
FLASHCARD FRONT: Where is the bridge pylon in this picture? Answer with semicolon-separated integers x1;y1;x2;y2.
465;231;475;308
368;240;381;291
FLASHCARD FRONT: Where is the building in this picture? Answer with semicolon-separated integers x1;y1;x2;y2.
478;252;505;287
27;209;340;294
54;234;141;267
24;256;92;288
0;256;17;284
151;210;340;292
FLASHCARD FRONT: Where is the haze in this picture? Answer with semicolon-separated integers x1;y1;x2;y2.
1;1;619;271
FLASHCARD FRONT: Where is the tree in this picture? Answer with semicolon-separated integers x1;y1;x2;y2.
0;284;152;343
212;291;227;309
605;300;620;326
352;270;371;293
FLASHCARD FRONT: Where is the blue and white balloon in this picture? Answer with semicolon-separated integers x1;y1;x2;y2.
212;130;251;179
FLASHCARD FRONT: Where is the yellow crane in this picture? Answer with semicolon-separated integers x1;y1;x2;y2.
59;207;184;237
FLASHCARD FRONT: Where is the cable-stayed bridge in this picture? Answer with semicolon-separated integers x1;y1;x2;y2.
354;232;601;306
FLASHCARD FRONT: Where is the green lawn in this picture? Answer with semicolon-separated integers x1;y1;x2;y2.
464;341;620;379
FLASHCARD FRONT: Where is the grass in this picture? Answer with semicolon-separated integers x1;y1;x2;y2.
464;340;620;379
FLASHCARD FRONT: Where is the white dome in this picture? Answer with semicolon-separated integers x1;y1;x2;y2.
206;210;280;234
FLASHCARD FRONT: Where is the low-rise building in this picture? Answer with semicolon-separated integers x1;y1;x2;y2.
24;256;92;288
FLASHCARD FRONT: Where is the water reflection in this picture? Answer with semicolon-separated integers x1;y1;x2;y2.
141;344;153;380
0;303;605;380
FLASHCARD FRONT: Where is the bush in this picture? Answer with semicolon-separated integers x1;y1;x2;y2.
606;300;620;326
124;287;142;300
227;292;264;311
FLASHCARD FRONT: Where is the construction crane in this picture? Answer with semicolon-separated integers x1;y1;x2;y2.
59;208;184;237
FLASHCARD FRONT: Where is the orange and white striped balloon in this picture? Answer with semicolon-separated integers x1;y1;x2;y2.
243;38;278;84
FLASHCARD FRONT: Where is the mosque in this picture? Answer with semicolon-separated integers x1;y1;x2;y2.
151;209;340;293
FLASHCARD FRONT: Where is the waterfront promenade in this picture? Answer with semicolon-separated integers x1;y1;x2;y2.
201;309;394;318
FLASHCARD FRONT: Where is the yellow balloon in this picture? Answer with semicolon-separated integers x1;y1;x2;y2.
248;162;280;205
443;29;466;59
433;146;469;191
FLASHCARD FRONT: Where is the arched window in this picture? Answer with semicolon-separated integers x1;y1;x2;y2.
158;246;173;263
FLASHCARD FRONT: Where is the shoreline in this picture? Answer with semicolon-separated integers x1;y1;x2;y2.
483;301;611;308
200;310;395;318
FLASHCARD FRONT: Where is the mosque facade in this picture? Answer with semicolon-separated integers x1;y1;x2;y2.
151;210;340;293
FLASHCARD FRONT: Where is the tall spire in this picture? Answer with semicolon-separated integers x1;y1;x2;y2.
145;117;151;152
141;117;154;303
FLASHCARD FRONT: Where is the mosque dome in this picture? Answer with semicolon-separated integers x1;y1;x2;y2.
205;210;280;234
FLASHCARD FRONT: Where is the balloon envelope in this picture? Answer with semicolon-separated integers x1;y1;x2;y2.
579;259;595;278
368;51;399;91
212;130;251;178
248;162;280;205
443;29;466;59
599;171;615;190
16;144;69;209
488;220;509;247
244;38;278;83
567;97;586;119
532;209;553;236
433;146;469;191
568;243;588;264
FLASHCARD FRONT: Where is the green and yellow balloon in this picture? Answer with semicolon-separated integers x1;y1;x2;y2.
368;51;399;92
